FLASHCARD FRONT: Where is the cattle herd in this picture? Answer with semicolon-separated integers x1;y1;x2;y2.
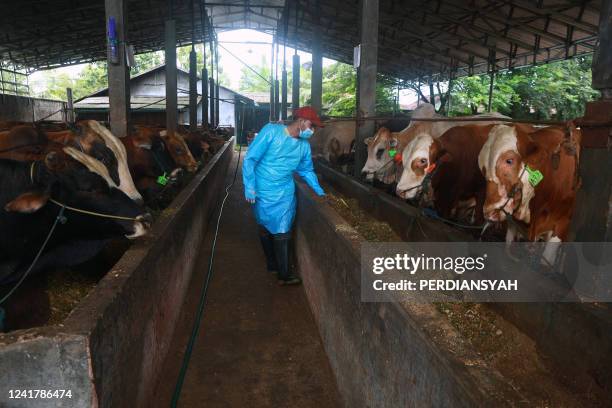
312;103;581;265
0;120;227;287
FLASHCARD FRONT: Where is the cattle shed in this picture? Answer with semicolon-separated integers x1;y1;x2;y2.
0;0;611;407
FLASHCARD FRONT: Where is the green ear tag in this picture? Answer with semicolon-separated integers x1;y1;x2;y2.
525;165;543;187
388;149;397;158
157;172;169;186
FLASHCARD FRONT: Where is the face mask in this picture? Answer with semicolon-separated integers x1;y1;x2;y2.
299;128;314;139
298;121;314;139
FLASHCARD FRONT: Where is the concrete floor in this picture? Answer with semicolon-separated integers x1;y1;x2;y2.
151;152;342;408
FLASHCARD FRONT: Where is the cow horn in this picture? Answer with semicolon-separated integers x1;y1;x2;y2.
81;120;143;202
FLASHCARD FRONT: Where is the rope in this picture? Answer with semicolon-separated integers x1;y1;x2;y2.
48;198;140;221
0;206;66;305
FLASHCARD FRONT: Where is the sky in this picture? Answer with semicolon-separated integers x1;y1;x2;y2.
28;28;420;105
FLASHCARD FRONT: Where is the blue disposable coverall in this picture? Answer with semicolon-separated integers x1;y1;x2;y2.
243;123;325;234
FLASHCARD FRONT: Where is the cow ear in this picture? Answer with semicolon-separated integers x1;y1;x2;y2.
5;191;50;213
364;137;373;146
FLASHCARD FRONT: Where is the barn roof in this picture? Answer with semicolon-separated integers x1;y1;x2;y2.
0;0;602;81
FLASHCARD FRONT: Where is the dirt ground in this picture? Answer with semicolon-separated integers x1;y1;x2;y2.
149;154;342;408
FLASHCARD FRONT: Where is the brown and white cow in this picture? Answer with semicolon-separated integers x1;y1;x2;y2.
478;124;581;263
310;120;355;165
395;111;511;200
361;104;439;183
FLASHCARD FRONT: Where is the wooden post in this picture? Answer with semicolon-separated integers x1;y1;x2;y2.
189;48;198;130
354;0;379;177
66;87;75;124
570;0;612;242
292;53;300;113
165;19;177;136
105;0;130;137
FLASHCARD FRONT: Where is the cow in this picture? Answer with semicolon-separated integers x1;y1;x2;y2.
310;120;356;165
158;129;198;173
478;124;580;263
395;112;512;201
0;152;151;284
43;120;144;204
0;125;126;196
364;104;508;185
122;128;183;205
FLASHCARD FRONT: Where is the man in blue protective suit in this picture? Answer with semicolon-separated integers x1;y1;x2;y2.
243;106;326;285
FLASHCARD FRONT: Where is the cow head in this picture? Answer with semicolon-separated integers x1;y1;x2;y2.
4;151;151;239
478;125;537;223
361;127;399;183
159;130;198;173
79;120;144;204
395;133;436;200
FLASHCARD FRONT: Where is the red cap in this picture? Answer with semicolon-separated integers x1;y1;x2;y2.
293;106;324;127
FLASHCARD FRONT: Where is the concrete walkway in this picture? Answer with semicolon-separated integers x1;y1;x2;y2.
152;152;342;408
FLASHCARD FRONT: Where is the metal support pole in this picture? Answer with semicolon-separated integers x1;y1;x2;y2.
165;19;178;135
105;0;130;137
569;0;612;242
354;0;379;177
214;41;220;127
487;70;495;112
274;79;280;121
311;4;323;114
189;49;198;129
269;40;275;121
292;54;300;113
66;88;75;124
281;70;288;120
201;68;209;126
209;76;215;127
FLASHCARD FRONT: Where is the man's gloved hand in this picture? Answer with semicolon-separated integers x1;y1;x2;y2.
245;189;256;204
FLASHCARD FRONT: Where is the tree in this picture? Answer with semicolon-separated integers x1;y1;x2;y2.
177;43;230;86
131;51;164;75
449;55;599;120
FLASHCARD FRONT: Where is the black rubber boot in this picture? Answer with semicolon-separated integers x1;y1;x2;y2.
272;233;301;285
258;227;278;273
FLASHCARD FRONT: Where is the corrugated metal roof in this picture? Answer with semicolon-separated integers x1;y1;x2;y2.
0;0;602;81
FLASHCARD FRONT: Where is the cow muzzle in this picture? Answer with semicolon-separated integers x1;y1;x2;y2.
126;213;152;239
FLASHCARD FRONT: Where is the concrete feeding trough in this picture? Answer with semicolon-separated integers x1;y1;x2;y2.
295;163;611;406
0;138;234;408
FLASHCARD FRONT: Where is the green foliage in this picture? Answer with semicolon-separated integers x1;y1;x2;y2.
450;55;599;120
238;60;396;116
131;51;164;75
177;44;230;86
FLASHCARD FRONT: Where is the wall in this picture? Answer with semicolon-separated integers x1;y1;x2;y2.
312;162;612;401
294;178;520;407
0;93;65;122
0;139;234;407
